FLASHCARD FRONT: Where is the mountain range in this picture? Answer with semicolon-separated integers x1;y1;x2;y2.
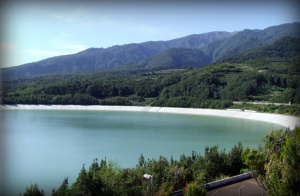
2;22;300;78
2;34;300;108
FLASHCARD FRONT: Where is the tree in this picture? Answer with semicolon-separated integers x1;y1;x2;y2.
242;126;300;196
226;142;245;176
139;153;146;168
20;183;45;196
51;178;70;196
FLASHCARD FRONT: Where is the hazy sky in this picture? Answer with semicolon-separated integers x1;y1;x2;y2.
1;0;299;68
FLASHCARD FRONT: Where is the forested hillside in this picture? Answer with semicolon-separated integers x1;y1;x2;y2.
200;22;300;62
2;22;300;78
117;47;210;71
216;36;300;63
2;36;300;116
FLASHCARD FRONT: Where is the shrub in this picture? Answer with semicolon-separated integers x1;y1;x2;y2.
183;181;206;196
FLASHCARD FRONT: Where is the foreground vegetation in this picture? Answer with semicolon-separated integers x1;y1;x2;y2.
21;126;300;196
21;143;245;196
243;126;300;196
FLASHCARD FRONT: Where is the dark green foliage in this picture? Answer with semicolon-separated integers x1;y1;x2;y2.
216;36;300;64
20;183;45;196
138;154;146;168
226;143;245;176
150;97;233;109
219;72;258;100
51;178;70;196
189;143;246;183
67;160;104;196
1;71;183;106
99;97;133;106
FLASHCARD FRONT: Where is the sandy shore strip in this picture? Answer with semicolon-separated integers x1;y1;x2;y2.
1;104;299;129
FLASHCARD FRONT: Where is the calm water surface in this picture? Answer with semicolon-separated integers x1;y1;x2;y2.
1;110;284;195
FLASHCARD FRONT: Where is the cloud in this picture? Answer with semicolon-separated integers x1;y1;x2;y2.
124;24;172;35
50;7;90;24
51;14;75;23
98;16;117;25
66;44;89;52
51;33;77;48
51;33;88;52
22;50;70;56
95;16;173;35
1;42;16;52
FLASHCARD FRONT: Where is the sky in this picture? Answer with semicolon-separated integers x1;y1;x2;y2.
1;0;300;68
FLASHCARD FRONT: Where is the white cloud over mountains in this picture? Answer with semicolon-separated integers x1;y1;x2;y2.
51;33;88;52
66;44;89;51
22;50;70;56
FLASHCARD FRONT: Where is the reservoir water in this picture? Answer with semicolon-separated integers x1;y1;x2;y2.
1;109;284;195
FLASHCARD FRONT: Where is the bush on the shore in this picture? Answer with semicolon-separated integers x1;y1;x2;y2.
242;126;300;195
228;103;300;116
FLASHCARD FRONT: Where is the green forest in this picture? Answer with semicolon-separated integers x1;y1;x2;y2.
20;126;300;196
2;37;300;116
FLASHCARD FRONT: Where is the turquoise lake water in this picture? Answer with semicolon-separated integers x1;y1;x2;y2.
0;109;284;195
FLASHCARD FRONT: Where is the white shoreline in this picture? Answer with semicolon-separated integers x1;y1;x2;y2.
1;104;300;129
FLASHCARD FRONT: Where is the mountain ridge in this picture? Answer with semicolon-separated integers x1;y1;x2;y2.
2;31;235;78
200;22;300;62
2;22;300;78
